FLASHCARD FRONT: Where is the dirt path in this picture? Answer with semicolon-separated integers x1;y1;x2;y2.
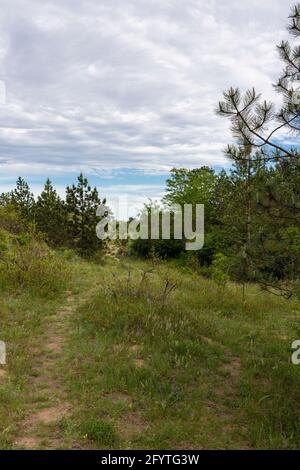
14;291;75;449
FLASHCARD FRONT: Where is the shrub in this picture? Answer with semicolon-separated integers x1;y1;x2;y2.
210;252;230;286
56;247;78;261
108;265;179;313
0;205;25;234
0;230;71;297
129;202;185;259
130;237;184;259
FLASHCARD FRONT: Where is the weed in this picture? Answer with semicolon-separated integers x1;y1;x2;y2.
81;418;118;446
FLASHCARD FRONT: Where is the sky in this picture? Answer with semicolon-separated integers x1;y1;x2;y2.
0;0;294;216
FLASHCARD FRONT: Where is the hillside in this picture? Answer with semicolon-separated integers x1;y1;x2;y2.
0;253;300;450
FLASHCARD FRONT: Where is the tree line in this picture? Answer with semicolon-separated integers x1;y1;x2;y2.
0;4;299;297
0;174;105;256
133;4;300;297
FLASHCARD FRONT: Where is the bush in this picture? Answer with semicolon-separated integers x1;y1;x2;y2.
0;229;71;297
0;205;25;234
129;203;185;260
210;252;230;286
130;237;184;259
56;247;78;261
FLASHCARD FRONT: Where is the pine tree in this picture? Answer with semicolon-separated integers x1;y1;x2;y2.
216;4;300;296
11;177;35;221
0;192;13;206
65;173;104;255
254;161;300;293
35;178;66;246
217;3;300;162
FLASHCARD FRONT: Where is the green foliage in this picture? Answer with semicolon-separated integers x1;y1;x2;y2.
0;192;13;206
0;229;70;297
35;178;67;247
0;205;25;234
162;167;219;265
210;252;230;286
56;247;79;261
164;167;217;223
66;173;104;256
1;173;106;256
130;201;185;259
80;419;118;445
216;4;300;296
11;177;35;221
65;259;300;449
129;156;300;296
131;236;184;260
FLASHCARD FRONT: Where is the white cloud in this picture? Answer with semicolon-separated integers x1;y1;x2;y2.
0;0;294;180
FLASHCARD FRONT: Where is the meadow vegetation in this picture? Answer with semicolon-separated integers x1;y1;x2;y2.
0;3;300;450
0;241;300;449
62;258;300;449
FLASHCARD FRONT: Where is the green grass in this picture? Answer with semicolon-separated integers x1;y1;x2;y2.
0;292;69;448
62;258;300;449
0;246;72;448
1;252;300;449
80;419;119;446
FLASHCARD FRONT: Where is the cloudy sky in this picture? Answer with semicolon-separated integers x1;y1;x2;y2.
0;0;294;214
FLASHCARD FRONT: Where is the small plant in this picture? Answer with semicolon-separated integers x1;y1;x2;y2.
210;252;230;286
110;266;153;300
158;271;179;311
81;418;118;446
109;266;179;312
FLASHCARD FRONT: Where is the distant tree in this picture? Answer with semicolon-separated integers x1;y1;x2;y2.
0;192;13;206
130;200;185;259
0;205;25;234
164;167;218;265
35;178;67;246
11;177;35;221
164;167;217;223
65;173;104;255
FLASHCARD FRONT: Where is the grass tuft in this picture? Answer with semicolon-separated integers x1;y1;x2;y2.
81;418;119;446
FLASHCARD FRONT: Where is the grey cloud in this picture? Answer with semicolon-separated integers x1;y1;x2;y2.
0;0;294;178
